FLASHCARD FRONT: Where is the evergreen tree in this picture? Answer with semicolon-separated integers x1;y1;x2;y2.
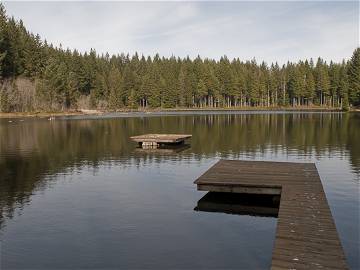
177;66;187;107
217;56;233;106
36;57;67;109
0;88;9;112
338;66;349;110
0;4;10;77
141;66;159;108
122;65;140;107
108;66;123;109
197;79;207;107
269;63;281;106
305;70;316;105
248;64;260;106
0;5;6;78
258;62;268;106
315;58;331;105
348;48;360;105
65;71;79;109
23;34;45;77
91;71;107;107
329;62;340;107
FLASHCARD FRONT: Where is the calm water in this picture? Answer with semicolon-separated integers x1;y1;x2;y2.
0;112;359;269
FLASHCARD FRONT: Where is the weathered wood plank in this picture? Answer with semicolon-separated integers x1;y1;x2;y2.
130;134;192;143
194;160;348;269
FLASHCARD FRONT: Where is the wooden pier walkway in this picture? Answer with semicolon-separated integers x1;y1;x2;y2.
130;134;192;149
194;160;348;270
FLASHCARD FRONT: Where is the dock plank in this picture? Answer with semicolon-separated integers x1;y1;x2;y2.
194;160;348;269
130;134;192;143
130;134;192;149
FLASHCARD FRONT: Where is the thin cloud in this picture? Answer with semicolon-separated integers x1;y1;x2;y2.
3;1;359;63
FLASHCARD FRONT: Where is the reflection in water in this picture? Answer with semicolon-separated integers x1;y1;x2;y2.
1;113;358;223
195;192;280;218
0;112;359;268
134;144;191;154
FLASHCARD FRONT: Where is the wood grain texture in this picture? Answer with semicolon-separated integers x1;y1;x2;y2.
195;160;348;270
130;134;192;143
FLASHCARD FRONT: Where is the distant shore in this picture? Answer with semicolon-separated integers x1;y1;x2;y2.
1;106;357;119
0;106;357;119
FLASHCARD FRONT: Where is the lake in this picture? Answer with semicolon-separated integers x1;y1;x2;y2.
0;111;359;269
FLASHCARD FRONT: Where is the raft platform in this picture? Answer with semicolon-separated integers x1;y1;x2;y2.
130;134;192;149
194;160;348;270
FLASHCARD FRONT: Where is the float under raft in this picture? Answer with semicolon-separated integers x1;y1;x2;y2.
130;134;192;149
194;160;348;270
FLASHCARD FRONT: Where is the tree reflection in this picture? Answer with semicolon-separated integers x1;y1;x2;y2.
0;112;359;228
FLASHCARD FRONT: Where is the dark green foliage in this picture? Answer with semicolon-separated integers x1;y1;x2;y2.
0;14;6;78
338;65;349;110
177;66;187;107
0;4;359;111
122;65;140;108
315;58;331;106
108;66;123;109
23;34;45;77
0;88;9;112
348;48;360;106
0;4;10;78
305;68;316;104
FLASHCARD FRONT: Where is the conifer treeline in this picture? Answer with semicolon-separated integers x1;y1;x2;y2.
0;4;359;112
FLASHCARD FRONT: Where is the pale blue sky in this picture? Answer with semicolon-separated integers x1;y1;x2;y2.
3;1;359;64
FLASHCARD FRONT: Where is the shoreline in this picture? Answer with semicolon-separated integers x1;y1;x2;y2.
0;106;357;119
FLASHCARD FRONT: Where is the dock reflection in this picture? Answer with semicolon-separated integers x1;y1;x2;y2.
195;192;280;218
134;144;191;154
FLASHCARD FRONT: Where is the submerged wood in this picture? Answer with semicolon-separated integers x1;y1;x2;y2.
194;160;348;270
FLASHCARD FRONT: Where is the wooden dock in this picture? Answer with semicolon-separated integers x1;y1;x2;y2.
130;134;192;149
194;160;348;270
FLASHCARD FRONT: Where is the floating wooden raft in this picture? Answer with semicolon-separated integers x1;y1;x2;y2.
194;160;348;270
130;134;192;149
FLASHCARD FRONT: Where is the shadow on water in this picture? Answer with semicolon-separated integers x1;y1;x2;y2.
195;192;280;218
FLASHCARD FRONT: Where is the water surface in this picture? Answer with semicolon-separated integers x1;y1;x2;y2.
0;112;359;269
